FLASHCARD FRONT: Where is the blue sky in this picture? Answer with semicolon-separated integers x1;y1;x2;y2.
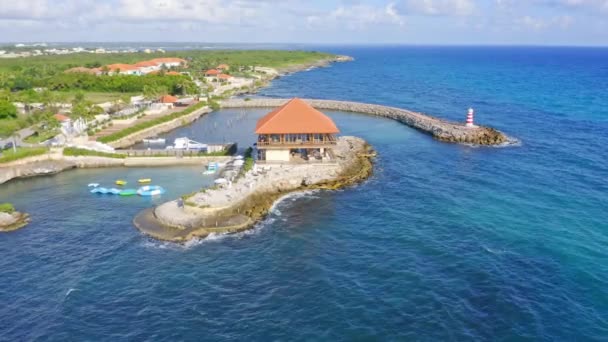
0;0;607;46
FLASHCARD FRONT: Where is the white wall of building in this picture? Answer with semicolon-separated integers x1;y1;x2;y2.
265;149;290;162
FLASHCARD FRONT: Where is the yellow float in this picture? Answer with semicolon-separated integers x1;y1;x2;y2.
138;178;152;183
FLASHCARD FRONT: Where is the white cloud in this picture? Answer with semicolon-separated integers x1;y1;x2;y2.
307;3;405;30
395;0;476;16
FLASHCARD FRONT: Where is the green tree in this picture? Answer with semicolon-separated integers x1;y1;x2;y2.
0;100;17;119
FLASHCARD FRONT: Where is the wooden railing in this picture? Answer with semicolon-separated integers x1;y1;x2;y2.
257;140;337;146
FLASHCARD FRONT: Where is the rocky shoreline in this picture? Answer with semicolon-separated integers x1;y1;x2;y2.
133;136;374;242
222;98;511;146
0;211;30;232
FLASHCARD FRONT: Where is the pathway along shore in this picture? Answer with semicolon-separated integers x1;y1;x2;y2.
134;136;374;242
221;98;510;145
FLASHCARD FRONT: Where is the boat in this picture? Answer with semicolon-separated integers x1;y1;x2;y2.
143;138;166;144
166;137;208;151
202;162;218;175
138;178;152;183
88;183;100;187
119;189;137;196
116;180;127;186
137;185;166;196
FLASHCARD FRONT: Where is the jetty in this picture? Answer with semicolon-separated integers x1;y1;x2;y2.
221;98;510;145
134;99;374;242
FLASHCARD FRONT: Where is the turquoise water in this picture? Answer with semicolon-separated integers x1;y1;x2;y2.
1;46;608;340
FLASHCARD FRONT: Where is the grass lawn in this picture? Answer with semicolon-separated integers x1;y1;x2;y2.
23;129;59;144
83;92;138;104
0;147;48;164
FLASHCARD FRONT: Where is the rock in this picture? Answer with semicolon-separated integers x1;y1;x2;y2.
0;211;30;232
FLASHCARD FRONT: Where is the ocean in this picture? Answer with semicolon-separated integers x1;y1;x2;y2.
1;46;607;340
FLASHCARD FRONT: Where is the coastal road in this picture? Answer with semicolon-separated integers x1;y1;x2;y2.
0;127;36;148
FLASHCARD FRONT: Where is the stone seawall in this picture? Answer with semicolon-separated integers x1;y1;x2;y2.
108;106;212;149
0;154;232;185
221;98;509;145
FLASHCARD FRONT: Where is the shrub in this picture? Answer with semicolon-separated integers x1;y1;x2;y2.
0;203;15;213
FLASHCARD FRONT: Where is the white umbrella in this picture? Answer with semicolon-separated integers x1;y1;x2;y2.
235;155;244;160
214;178;228;184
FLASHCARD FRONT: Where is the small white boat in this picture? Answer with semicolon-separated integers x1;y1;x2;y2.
203;162;219;175
166;137;208;151
88;183;100;187
143;138;166;144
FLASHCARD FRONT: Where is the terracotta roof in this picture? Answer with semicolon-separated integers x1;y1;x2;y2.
149;58;186;65
255;98;340;134
134;61;158;67
159;95;178;103
205;69;221;76
217;64;229;69
54;114;70;122
218;74;232;79
107;63;139;71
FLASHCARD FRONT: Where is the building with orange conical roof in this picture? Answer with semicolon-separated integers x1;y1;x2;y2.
255;98;339;163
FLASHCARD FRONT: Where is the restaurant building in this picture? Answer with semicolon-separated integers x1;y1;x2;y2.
255;98;339;163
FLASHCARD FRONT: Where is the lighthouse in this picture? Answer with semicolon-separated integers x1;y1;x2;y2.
466;108;475;127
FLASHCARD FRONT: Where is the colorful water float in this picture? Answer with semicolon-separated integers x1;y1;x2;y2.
91;187;109;194
119;189;137;196
138;178;152;183
116;180;127;186
137;185;166;197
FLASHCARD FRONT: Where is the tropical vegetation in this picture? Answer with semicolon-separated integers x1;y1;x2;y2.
0;147;47;164
97;102;207;143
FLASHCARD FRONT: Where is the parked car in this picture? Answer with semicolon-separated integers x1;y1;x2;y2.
2;142;14;151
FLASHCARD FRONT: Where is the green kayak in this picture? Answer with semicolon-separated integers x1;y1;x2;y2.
119;189;137;196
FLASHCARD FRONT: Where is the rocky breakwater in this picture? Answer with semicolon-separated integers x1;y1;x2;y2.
222;98;510;145
134;136;374;242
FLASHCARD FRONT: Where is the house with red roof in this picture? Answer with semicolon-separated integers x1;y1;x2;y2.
106;64;142;76
205;69;221;77
217;64;229;71
255;98;339;163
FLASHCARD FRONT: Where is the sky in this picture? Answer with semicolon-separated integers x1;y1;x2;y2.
0;0;607;46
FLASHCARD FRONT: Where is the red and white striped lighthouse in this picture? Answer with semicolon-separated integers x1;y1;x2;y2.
466;108;475;127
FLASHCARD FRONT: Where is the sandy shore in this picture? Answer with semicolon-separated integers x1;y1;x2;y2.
134;136;374;242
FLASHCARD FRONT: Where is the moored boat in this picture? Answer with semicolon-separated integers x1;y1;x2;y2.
143;138;166;145
116;180;127;186
138;178;152;183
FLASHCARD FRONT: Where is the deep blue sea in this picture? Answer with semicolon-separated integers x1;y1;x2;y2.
1;46;607;341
